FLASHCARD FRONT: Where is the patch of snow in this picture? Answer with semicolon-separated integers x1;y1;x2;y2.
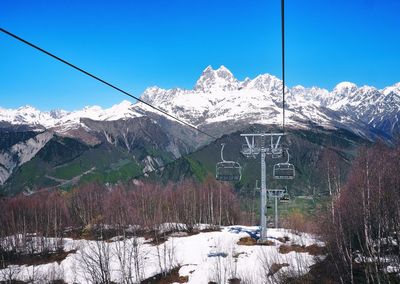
0;226;325;283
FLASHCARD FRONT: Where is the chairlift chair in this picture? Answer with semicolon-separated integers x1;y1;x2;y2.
241;144;260;158
216;144;242;181
279;187;290;202
241;135;260;158
273;149;295;180
270;135;283;159
280;193;290;202
271;147;283;159
241;144;252;157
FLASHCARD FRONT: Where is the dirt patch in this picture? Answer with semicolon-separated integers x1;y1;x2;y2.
258;239;275;246
237;237;274;246
305;244;326;256
65;225;220;244
277;236;290;243
1;249;76;267
279;244;306;254
279;244;326;255
268;263;290;276
198;227;221;233
237;236;257;245
64;226;124;241
145;233;170;246
145;227;221;246
141;266;188;284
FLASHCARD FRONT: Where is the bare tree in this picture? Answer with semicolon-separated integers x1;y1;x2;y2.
322;144;400;283
77;239;112;284
113;234;145;283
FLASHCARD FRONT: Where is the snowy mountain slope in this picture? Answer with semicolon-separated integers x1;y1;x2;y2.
1;66;399;141
137;66;336;131
0;100;142;132
136;66;398;140
329;82;400;136
0;226;325;283
194;65;240;93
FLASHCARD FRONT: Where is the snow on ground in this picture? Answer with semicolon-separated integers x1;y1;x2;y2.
0;226;324;283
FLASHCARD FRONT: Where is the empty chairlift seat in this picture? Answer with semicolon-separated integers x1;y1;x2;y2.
280;192;290;202
271;147;283;159
270;136;283;159
216;161;242;181
273;149;295;179
241;144;252;157
241;144;260;158
273;162;295;179
215;143;242;182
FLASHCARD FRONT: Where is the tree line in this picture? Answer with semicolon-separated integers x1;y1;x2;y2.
0;178;242;263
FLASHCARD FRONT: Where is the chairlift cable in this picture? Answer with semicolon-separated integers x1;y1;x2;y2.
0;28;217;140
281;0;286;134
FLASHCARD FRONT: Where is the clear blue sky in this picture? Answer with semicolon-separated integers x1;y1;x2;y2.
1;0;399;111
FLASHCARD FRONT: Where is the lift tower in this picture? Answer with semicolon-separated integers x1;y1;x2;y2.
240;133;284;241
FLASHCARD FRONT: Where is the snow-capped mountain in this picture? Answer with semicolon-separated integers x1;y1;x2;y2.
1;65;399;140
138;66;400;139
2;65;400;192
139;67;318;129
0;100;142;133
194;65;240;93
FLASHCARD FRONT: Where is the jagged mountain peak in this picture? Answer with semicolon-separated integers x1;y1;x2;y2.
140;86;187;106
381;82;400;96
82;105;103;112
113;99;134;108
49;109;70;119
202;65;232;75
2;67;400;142
333;81;358;95
291;85;306;91
289;85;330;103
17;105;38;111
357;85;378;93
194;65;239;93
245;73;282;93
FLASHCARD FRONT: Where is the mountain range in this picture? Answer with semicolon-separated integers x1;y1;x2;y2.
1;66;399;194
2;65;399;138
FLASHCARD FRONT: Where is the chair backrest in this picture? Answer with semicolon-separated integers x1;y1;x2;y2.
216;144;242;181
216;161;242;181
273;163;295;179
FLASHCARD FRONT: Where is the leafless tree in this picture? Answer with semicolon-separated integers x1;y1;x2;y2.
77;238;112;284
113;234;145;283
322;143;400;283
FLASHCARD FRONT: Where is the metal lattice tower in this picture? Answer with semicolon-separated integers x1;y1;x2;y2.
267;188;286;228
240;133;284;242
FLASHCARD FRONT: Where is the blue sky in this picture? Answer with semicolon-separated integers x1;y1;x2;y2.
1;0;399;111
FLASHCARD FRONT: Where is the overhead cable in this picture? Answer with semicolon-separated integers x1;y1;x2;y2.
281;0;286;133
0;28;217;140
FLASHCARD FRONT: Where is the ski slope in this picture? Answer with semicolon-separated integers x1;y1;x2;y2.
0;225;325;283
